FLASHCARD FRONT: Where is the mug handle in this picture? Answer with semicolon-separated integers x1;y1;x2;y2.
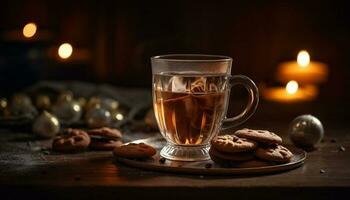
221;75;259;130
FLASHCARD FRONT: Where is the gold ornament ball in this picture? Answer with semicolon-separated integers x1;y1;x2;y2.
0;98;10;117
32;111;60;138
85;97;101;112
101;98;119;112
12;94;32;106
57;91;73;103
36;95;51;111
77;97;87;108
0;98;8;109
10;94;38;117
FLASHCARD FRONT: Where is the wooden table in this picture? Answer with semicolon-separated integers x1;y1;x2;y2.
1;122;349;200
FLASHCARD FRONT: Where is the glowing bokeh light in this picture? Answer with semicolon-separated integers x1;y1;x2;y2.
116;113;124;120
23;22;37;38
58;43;73;59
286;80;299;94
297;50;310;67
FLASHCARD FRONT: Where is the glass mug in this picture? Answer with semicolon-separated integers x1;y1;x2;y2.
151;54;259;161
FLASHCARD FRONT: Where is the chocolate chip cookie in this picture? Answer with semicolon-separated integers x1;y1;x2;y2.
255;144;293;163
211;135;257;153
235;128;282;144
87;127;123;150
113;143;156;159
52;128;91;152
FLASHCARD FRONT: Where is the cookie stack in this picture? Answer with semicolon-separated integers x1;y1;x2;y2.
210;128;293;167
52;127;123;152
87;127;123;150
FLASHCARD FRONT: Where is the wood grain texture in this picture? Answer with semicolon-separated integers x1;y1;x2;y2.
1;126;350;200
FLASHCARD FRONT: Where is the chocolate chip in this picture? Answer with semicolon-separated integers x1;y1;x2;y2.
320;169;325;174
159;157;166;164
74;176;81;181
320;139;325;143
205;163;212;169
330;138;336;143
339;146;346;152
232;135;239;142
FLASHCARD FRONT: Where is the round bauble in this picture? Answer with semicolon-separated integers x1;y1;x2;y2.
288;114;324;147
32;111;60;138
52;100;82;123
85;106;111;128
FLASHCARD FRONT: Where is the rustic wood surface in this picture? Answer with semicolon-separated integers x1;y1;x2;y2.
1;122;349;200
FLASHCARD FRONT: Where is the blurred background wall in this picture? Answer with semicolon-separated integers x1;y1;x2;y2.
0;0;349;104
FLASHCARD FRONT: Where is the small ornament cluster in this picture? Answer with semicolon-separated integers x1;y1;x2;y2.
0;91;125;139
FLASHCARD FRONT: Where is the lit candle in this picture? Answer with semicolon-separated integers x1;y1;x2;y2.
261;80;318;103
276;50;328;84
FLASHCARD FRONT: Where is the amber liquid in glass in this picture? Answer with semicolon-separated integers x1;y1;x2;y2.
153;73;227;145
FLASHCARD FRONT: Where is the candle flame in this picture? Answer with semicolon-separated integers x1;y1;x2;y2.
297;50;310;67
58;43;73;59
23;22;37;38
286;80;298;94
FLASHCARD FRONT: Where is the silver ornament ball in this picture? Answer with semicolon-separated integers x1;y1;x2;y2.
32;111;60;138
288;114;324;147
85;106;111;128
52;100;82;123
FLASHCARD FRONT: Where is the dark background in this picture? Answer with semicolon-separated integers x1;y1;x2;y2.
0;0;349;124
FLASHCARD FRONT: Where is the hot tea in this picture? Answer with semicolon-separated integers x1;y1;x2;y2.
153;73;227;145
